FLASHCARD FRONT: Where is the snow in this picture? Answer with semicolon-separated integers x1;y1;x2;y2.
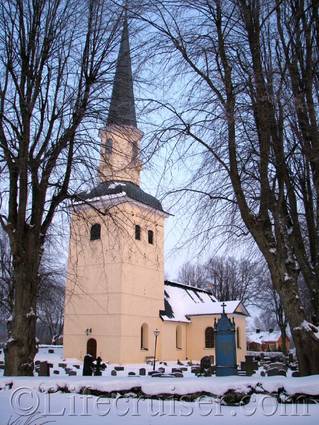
300;321;319;341
1;346;319;424
162;282;245;322
26;308;36;318
108;182;127;189
1;391;318;425
247;331;282;344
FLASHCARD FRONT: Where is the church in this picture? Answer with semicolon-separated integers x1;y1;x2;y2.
63;16;248;365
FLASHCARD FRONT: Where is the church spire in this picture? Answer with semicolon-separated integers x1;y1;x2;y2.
107;11;137;128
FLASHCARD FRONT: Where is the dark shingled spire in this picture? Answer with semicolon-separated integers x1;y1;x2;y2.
107;12;137;127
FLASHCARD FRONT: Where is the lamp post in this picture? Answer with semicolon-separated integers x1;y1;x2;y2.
153;328;160;371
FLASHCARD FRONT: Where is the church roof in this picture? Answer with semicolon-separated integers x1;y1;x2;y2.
107;13;137;127
247;330;286;344
160;281;249;323
77;180;165;213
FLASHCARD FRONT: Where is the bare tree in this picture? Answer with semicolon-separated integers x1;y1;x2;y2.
137;0;319;374
178;255;265;306
177;262;206;287
0;0;126;375
256;274;289;355
204;256;264;307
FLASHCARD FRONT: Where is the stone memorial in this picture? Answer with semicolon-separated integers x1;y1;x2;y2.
83;354;94;376
38;361;50;377
214;303;237;376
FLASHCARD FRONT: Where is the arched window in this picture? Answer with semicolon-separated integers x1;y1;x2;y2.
237;327;241;349
141;323;148;350
176;325;182;349
132;141;139;164
90;223;101;241
205;327;215;348
105;138;113;154
148;230;154;245
135;224;141;240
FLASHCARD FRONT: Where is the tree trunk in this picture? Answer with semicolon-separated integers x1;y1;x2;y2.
279;325;288;356
4;236;40;376
269;268;319;375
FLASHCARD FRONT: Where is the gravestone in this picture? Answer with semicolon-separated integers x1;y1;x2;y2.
68;370;77;376
214;303;237;376
48;349;54;354
128;371;136;376
200;356;213;376
111;370;117;376
115;366;124;371
39;361;50;377
267;368;286;377
139;368;146;376
53;370;60;375
83;354;94;376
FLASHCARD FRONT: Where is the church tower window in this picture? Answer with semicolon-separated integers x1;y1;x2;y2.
140;323;149;350
105;138;113;155
132;141;138;164
148;230;154;245
135;224;141;240
90;223;101;241
176;325;182;349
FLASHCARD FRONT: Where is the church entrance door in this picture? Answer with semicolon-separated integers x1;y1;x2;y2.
86;338;97;358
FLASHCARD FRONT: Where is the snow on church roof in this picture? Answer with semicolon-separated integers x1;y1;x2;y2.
247;330;284;344
160;280;249;323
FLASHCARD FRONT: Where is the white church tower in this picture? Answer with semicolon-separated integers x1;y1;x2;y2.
63;14;168;363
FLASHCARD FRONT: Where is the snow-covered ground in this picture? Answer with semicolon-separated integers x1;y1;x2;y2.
1;389;319;425
0;346;319;424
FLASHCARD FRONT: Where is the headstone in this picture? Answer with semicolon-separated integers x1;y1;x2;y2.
94;357;102;376
48;363;53;368
172;371;184;378
53;370;60;375
73;364;80;370
115;366;124;371
148;370;158;376
48;349;54;354
58;363;66;369
128;371;136;376
39;361;50;377
68;370;77;376
111;370;117;376
139;368;146;376
83;354;94;376
171;367;182;373
266;368;286;377
199;356;213;376
158;367;165;373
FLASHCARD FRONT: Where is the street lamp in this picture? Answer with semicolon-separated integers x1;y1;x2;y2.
153;329;160;371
